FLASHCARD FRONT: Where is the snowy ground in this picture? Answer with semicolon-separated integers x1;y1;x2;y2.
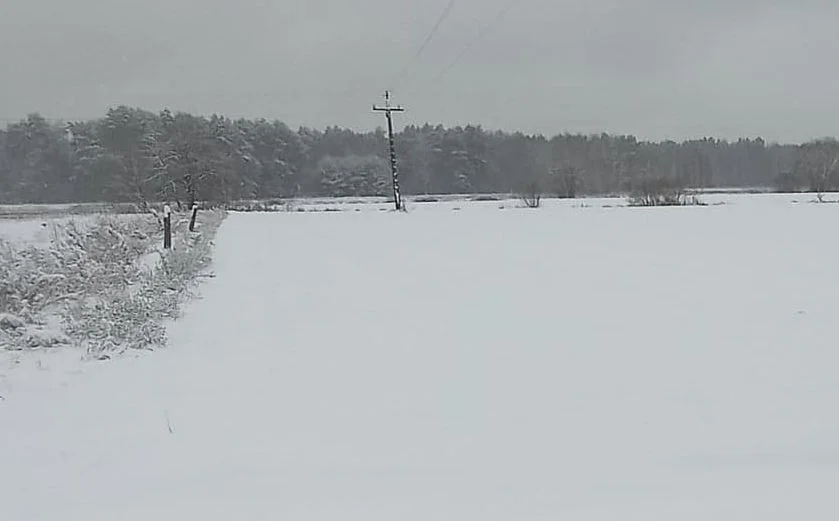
0;215;95;247
2;194;838;520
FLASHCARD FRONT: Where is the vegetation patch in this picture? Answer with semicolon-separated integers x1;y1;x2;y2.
627;177;705;207
0;210;225;355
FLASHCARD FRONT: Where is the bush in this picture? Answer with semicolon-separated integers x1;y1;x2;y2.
0;216;154;317
67;209;225;354
0;216;156;350
628;177;702;207
1;210;226;354
226;199;297;212
519;181;543;208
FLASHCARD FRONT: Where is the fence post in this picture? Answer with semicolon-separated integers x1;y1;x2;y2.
163;204;172;250
189;203;198;232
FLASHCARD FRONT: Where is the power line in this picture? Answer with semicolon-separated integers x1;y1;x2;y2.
406;0;519;98
429;1;516;86
389;0;458;91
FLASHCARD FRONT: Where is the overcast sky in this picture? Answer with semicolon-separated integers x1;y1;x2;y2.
1;0;837;142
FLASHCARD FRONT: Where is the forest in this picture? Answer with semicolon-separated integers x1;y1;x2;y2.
1;106;837;206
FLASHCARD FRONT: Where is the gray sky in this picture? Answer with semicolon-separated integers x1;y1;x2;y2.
1;0;837;142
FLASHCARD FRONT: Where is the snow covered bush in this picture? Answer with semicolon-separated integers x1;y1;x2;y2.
0;215;156;350
63;209;225;354
0;209;226;354
227;199;298;212
0;217;153;307
628;177;704;207
519;181;543;208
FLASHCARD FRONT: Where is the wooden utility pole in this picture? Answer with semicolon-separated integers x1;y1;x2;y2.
373;91;405;211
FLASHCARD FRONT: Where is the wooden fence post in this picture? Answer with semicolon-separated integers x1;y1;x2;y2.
189;203;199;232
163;204;172;250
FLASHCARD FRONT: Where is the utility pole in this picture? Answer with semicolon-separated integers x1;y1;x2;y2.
373;91;405;211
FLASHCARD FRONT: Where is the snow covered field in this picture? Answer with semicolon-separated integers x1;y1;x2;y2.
2;194;838;520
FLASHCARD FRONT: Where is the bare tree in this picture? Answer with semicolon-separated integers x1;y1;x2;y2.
550;165;581;198
519;180;542;208
795;139;839;202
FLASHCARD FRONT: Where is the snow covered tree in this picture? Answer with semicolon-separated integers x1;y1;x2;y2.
2;114;76;203
318;155;389;197
795;139;839;201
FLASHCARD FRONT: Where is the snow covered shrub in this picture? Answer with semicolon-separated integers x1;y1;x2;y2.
49;217;157;289
0;313;25;330
24;329;71;349
0;238;74;317
0;312;27;349
227;200;269;212
519;181;543;208
0;215;158;350
628;177;703;207
64;287;169;352
157;210;223;291
227;199;297;212
1;210;225;354
65;209;225;354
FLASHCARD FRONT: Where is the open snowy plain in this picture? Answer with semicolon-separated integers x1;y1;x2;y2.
2;194;838;520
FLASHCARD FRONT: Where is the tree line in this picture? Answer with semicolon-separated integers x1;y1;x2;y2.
1;106;837;205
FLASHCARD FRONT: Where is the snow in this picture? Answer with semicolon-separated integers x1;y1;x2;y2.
0;218;60;246
2;194;839;520
0;215;95;247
